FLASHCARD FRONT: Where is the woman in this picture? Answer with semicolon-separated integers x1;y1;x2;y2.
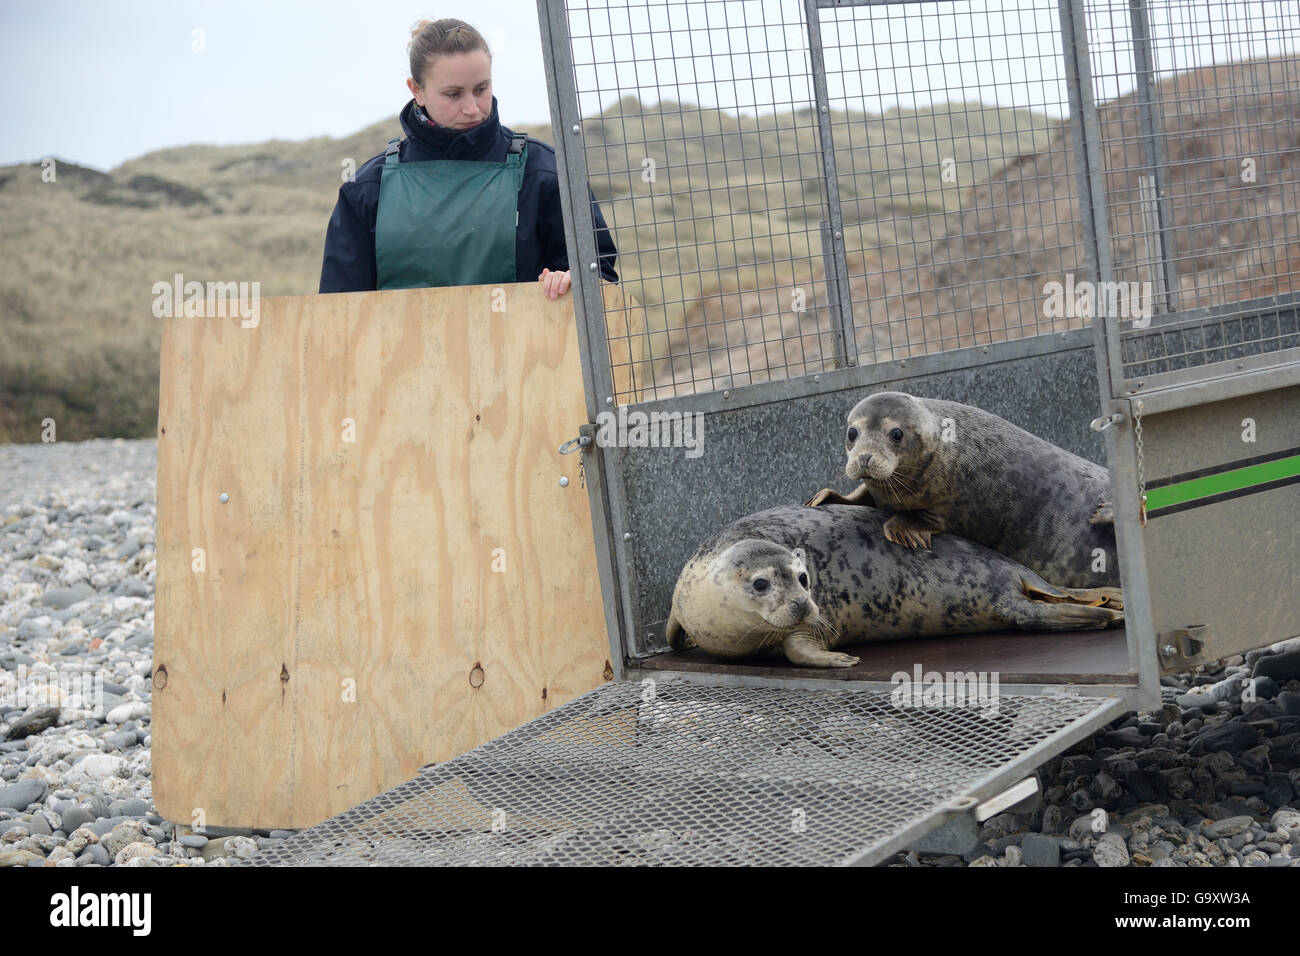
319;18;618;297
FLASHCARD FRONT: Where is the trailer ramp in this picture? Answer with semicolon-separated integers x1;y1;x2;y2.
237;681;1124;867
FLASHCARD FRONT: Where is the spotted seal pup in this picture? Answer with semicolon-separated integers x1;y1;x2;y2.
805;391;1119;589
665;504;1124;668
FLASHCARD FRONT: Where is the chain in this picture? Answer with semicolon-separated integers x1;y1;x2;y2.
578;452;586;490
1134;399;1147;528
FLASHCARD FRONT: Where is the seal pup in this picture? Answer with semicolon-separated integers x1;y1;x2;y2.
665;504;1124;668
805;391;1118;588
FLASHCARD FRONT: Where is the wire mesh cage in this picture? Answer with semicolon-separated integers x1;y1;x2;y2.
1082;0;1300;386
554;0;1104;403
551;0;1300;403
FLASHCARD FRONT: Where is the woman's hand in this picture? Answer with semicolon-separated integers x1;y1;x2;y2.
538;268;572;298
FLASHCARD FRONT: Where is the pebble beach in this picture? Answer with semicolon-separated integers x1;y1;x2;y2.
0;438;295;866
2;437;1298;867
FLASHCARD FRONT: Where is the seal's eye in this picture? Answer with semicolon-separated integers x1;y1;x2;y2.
798;572;809;589
889;427;904;443
752;577;770;593
846;427;858;445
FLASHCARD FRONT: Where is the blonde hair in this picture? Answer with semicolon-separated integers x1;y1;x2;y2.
407;18;491;88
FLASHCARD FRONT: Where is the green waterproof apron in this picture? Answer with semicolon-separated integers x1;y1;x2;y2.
374;133;527;289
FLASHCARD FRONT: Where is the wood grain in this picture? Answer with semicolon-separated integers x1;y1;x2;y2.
154;283;612;829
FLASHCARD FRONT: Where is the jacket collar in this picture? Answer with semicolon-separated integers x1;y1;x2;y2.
398;95;504;161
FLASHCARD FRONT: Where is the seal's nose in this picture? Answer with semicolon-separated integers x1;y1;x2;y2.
790;597;810;619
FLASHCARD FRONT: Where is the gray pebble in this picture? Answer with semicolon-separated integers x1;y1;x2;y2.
115;536;141;559
0;778;48;811
1203;815;1254;839
60;806;94;831
41;582;95;610
1022;833;1061;867
83;844;110;866
5;707;60;740
105;731;137;750
120;578;150;598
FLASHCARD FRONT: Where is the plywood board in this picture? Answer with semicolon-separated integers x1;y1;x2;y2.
153;283;613;830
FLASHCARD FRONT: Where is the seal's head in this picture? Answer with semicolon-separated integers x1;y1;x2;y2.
842;391;942;499
667;539;820;658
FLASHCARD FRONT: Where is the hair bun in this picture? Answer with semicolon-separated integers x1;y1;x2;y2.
409;19;436;39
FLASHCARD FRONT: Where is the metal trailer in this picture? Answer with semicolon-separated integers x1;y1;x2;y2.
243;0;1299;866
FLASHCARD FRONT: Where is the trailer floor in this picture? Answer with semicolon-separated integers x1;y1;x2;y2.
633;627;1135;684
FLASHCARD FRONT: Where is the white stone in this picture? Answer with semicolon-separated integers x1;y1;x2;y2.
115;842;161;864
59;560;90;586
66;753;130;784
106;701;149;724
1272;810;1300;841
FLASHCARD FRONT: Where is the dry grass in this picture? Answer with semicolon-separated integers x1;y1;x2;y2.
3;54;1296;439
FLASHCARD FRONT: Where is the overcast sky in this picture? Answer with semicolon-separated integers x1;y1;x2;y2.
3;0;1293;172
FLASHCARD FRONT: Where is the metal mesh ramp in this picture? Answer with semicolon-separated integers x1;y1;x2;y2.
236;681;1121;867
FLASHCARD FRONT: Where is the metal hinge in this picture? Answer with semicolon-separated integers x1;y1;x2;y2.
1157;624;1210;670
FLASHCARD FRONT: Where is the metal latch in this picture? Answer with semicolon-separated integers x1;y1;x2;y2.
1090;411;1124;432
558;434;592;455
1157;624;1210;670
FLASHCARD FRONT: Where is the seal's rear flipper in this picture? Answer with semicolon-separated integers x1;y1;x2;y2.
1021;602;1124;630
1089;501;1114;525
1014;578;1124;629
1021;579;1124;610
804;484;875;508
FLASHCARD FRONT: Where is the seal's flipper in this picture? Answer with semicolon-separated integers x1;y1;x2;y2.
1015;601;1124;630
665;609;694;650
882;509;944;550
1059;585;1124;611
804;484;874;508
1021;579;1124;610
1089;501;1114;525
781;632;860;668
1013;577;1124;628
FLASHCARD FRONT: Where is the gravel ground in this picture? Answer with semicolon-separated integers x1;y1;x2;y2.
2;437;1298;868
0;438;297;866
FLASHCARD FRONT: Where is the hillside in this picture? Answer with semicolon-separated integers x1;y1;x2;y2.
650;54;1300;393
3;54;1295;436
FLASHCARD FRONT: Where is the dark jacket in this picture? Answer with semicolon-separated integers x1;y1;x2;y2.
318;95;618;292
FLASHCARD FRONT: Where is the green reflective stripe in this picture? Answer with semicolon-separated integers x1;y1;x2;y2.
1146;454;1300;511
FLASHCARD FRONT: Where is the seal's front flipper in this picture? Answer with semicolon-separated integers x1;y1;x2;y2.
882;509;944;549
782;632;859;668
665;609;695;650
804;484;874;508
1089;501;1114;525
